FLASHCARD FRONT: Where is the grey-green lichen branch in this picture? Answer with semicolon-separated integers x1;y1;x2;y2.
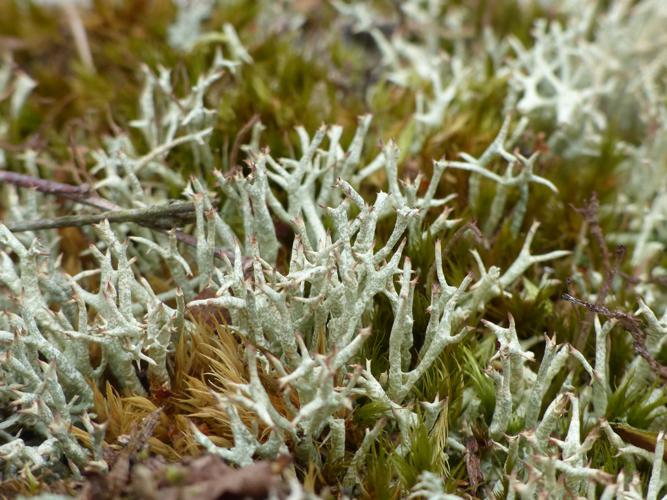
2;1;667;497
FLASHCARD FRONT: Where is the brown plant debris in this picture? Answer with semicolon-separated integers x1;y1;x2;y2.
83;453;292;500
561;293;667;382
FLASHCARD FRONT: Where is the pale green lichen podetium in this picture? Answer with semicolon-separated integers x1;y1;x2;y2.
2;1;667;497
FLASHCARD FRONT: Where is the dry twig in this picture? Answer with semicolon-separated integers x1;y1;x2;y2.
571;193;625;351
0;170;238;263
562;292;667;382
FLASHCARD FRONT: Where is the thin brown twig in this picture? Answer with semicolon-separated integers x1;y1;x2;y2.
0;170;117;211
574;194;615;302
229;114;260;170
561;292;667;382
6;201;198;232
571;193;626;352
0;170;239;264
0;170;90;196
442;219;487;257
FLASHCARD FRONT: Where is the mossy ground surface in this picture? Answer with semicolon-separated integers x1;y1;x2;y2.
1;1;666;498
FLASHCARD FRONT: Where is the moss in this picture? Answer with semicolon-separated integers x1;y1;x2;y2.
2;0;667;497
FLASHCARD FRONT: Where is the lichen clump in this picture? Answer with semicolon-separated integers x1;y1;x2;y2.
1;1;667;499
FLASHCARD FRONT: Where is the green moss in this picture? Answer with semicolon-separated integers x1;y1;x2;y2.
2;0;667;497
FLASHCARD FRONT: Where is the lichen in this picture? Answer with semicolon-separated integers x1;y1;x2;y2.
1;0;667;498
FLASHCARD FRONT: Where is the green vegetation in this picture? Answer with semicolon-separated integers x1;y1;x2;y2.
0;1;666;498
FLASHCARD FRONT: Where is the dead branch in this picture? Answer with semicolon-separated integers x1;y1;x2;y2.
6;201;198;232
562;293;667;382
1;170;239;264
571;193;626;351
